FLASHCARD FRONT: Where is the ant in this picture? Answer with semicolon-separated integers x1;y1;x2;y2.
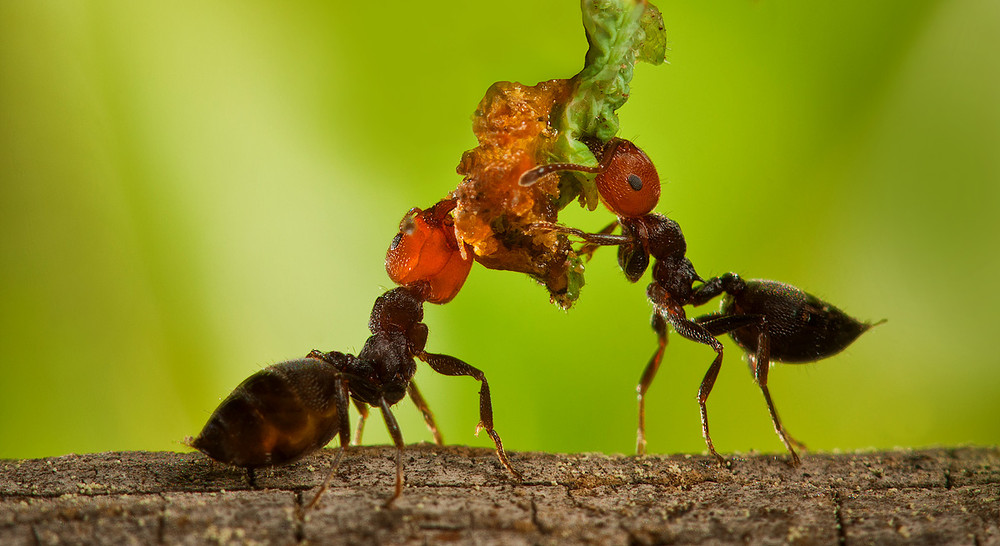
520;137;880;464
189;199;519;509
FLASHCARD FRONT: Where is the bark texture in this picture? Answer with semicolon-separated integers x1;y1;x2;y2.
1;446;997;545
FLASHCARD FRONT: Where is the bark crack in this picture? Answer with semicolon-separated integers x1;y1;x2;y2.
294;491;305;543
156;492;167;544
832;490;847;546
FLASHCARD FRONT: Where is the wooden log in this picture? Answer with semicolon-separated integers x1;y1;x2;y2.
1;446;997;544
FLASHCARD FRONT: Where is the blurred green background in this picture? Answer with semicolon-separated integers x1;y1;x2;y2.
2;0;998;461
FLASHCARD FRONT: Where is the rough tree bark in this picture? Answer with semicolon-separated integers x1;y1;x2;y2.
1;446;997;545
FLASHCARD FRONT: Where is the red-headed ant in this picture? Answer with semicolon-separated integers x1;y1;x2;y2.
521;138;880;464
189;198;519;509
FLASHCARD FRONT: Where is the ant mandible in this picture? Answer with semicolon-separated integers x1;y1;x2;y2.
521;137;879;464
189;199;519;509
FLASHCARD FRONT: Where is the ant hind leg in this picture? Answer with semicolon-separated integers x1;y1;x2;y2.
748;332;803;466
695;312;804;465
636;313;668;456
407;380;444;446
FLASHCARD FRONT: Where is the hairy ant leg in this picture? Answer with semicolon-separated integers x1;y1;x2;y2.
577;220;620;260
532;221;632;247
533;219;628;265
302;367;353;512
407;380;444;446
417;351;523;480
639;292;772;458
688;272;744;306
747;331;805;464
696;312;804;465
350;398;368;446
378;395;407;507
673;316;727;465
636;313;668;456
649;286;728;464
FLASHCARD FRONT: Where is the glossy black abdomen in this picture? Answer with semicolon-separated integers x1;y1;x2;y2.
190;358;345;468
724;279;872;363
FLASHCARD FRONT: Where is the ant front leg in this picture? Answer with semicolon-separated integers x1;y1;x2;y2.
636;313;668;456
417;351;522;481
649;285;728;465
578;220;620;261
532;221;632;247
697;313;805;465
407;380;444;446
689;272;745;307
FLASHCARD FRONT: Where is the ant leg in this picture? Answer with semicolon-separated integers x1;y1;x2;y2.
418;351;522;481
407;380;444;446
351;399;368;446
689;273;745;307
636;313;668;456
696;312;805;464
659;308;728;465
578;221;620;260
302;377;353;514
532;221;632;247
378;396;406;507
695;313;762;336
749;331;804;465
308;350;369;446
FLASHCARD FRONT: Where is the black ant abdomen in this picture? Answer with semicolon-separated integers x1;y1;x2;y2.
720;278;877;363
189;356;348;468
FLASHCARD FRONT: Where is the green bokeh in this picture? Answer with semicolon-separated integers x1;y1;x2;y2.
1;0;997;459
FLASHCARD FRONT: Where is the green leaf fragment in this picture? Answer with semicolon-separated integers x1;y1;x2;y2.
551;0;667;211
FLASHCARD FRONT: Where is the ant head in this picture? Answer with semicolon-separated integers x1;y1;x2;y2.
385;200;472;304
594;139;660;219
518;138;660;218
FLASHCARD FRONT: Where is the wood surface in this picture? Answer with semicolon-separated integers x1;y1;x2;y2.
1;445;997;544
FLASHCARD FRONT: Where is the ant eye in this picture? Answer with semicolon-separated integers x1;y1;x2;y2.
389;232;403;251
627;174;643;191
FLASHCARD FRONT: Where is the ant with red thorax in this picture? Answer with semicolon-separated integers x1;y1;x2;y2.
520;137;880;464
189;199;519;510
